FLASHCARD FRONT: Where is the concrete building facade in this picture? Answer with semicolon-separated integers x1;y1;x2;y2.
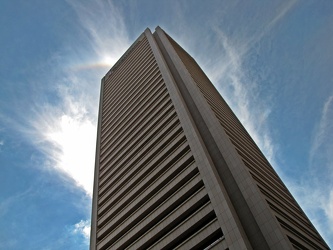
90;27;329;250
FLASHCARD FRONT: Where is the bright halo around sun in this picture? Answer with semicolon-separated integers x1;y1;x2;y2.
102;56;116;67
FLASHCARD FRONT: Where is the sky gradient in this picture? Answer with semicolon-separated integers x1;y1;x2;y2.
0;0;332;249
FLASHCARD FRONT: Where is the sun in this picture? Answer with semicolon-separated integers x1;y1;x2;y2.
102;56;115;66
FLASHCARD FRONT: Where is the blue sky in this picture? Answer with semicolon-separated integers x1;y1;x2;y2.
0;0;332;249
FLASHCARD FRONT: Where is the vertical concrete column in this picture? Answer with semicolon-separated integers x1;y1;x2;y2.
146;28;253;250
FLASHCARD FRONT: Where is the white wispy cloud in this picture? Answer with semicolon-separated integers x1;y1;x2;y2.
326;190;333;231
201;3;332;245
279;94;333;245
0;127;5;150
72;219;91;240
310;95;333;168
183;1;298;169
0;139;4;152
0;187;33;219
245;0;298;51
67;0;130;67
205;26;276;165
22;0;130;195
29;100;97;194
306;94;333;238
203;0;299;169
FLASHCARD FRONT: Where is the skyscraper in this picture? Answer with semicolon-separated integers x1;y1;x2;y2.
90;27;329;250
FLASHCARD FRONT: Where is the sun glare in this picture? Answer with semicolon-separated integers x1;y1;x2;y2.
103;56;115;66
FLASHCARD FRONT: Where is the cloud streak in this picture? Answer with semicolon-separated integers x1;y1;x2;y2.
307;94;333;239
67;0;130;67
200;1;298;169
72;219;91;240
200;3;333;244
310;95;333;168
276;94;333;246
206;26;275;166
247;0;298;51
202;3;332;244
17;0;131;195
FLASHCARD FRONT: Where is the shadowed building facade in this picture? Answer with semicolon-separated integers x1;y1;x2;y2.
90;27;329;250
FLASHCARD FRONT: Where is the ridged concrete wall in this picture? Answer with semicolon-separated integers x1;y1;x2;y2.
90;27;329;250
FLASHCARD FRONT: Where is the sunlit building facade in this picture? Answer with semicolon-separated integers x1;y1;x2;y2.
90;27;329;250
